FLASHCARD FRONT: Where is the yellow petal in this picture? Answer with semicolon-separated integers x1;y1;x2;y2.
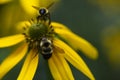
0;34;25;48
0;43;28;79
0;0;12;4
55;53;74;80
48;56;62;80
54;38;95;80
52;23;98;60
51;22;70;31
49;53;74;80
15;21;31;32
17;49;39;80
20;0;39;15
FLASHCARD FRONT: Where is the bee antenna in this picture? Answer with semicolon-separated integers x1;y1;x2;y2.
32;5;40;10
32;2;54;10
47;2;55;9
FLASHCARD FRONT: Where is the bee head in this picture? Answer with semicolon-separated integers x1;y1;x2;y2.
33;2;54;16
39;8;48;16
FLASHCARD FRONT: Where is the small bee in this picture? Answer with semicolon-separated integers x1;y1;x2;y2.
32;2;54;24
39;37;53;59
37;8;50;24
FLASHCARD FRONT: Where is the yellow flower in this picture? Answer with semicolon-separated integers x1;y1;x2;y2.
0;5;98;80
89;0;120;16
102;26;120;67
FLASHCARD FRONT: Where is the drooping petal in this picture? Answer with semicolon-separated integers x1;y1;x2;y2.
48;52;74;80
48;56;62;80
53;38;95;80
17;49;39;80
0;34;25;48
52;23;98;60
0;43;28;79
55;53;74;80
51;22;70;31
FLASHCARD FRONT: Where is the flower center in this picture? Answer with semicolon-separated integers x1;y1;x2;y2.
23;20;54;52
28;23;48;39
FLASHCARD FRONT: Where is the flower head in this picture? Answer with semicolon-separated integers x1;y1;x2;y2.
0;3;98;80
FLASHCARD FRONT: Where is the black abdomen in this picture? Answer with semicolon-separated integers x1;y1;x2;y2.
40;37;53;59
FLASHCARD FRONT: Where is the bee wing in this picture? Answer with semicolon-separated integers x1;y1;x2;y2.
53;45;65;53
32;2;55;10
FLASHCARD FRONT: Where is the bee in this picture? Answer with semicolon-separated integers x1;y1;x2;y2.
37;7;50;24
32;2;54;25
38;37;64;59
39;37;53;59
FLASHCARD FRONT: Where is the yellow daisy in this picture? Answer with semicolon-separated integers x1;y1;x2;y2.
0;4;98;80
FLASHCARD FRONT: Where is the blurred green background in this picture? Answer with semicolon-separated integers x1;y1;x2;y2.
0;0;120;80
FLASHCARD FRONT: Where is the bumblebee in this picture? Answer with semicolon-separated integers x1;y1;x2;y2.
39;37;53;59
